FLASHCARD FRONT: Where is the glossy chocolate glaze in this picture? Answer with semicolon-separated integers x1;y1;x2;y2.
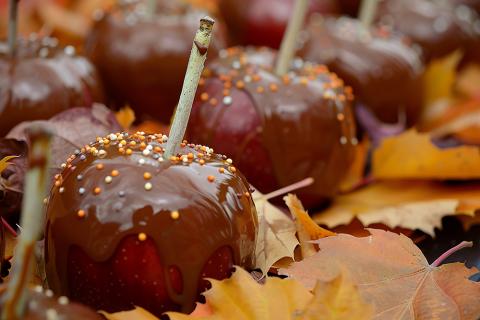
189;47;357;208
44;132;257;314
218;0;339;49
376;0;480;62
298;16;424;124
86;1;227;122
0;36;105;136
0;285;102;319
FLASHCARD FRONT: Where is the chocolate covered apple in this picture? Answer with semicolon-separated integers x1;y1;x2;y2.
218;0;339;48
298;15;424;124
45;17;258;317
0;1;104;136
188;46;357;207
86;0;227;122
376;0;480;62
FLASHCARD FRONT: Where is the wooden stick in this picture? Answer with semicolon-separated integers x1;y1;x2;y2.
359;0;379;28
275;0;309;76
8;0;19;57
1;126;52;320
164;17;215;158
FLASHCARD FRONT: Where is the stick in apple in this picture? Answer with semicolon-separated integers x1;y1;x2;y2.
359;0;379;28
8;0;19;57
275;0;309;76
164;16;215;158
1;126;52;320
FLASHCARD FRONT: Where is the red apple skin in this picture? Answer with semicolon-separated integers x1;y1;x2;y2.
188;47;357;208
218;0;339;49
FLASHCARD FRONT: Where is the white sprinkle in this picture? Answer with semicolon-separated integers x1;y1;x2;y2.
351;137;358;145
61;163;66;169
158;157;164;162
46;308;58;320
433;17;448;33
105;176;113;184
219;49;228;58
226;158;233;164
79;188;85;195
182;156;189;163
39;47;49;58
109;134;117;141
45;289;54;297
147;144;153;150
142;149;150;156
64;45;75;56
223;96;233;105
77;174;83;181
58;296;69;305
34;285;43;293
244;75;252;83
340;136;347;145
138;158;146;165
59;187;65;194
232;60;241;69
144;182;152;191
98;150;107;158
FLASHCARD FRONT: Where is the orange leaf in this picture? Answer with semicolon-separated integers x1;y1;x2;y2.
284;194;335;258
0;156;17;174
281;229;480;320
115;106;136;130
314;180;480;236
373;129;480;180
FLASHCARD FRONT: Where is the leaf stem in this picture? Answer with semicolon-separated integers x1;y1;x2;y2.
164;17;215;158
275;0;309;76
8;0;19;57
430;241;473;268
253;177;314;201
1;126;52;320
358;0;379;28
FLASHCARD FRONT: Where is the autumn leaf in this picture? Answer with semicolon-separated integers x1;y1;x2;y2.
115;106;136;130
166;267;373;320
0;156;17;175
372;129;480;180
314;180;480;236
253;192;298;275
284;194;335;259
422;50;462;109
280;229;480;320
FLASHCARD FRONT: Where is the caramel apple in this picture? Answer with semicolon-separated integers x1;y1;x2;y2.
298;16;424;124
86;0;227;122
45;17;258;317
0;1;104;137
188;47;357;207
376;0;480;62
218;0;339;49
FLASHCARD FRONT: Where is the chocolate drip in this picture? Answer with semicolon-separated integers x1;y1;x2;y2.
298;16;424;124
44;132;257;315
189;47;357;208
0;37;105;136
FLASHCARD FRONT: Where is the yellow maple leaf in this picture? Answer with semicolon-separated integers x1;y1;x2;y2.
115;106;136;130
373;129;480;180
167;267;373;320
0;156;17;174
314;180;480;236
284;194;335;259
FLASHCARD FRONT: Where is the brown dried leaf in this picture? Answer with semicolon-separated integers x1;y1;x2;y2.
253;193;298;275
115;105;136;130
284;194;335;259
280;229;480;320
314;180;480;236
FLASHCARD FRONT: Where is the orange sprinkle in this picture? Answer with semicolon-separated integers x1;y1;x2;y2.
143;172;152;180
187;153;194;159
207;175;215;182
77;210;86;218
199;159;205;165
54;181;61;187
223;89;230;96
126;148;133;155
337;113;345;121
282;75;291;85
269;84;278;92
154;146;162;153
224;81;232;89
256;86;265;93
244;192;251;198
138;233;147;241
229;166;237;173
209;98;218;106
218;168;225;173
252;74;261;82
96;164;104;170
300;77;308;85
236;80;245;89
93;187;101;195
118;147;125;154
111;170;119;177
200;92;209;101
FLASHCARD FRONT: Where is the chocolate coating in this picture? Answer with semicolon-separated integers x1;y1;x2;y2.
0;285;102;319
298;16;424;124
218;0;339;49
45;132;258;315
0;36;105;136
86;2;227;122
188;47;357;208
376;0;480;62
